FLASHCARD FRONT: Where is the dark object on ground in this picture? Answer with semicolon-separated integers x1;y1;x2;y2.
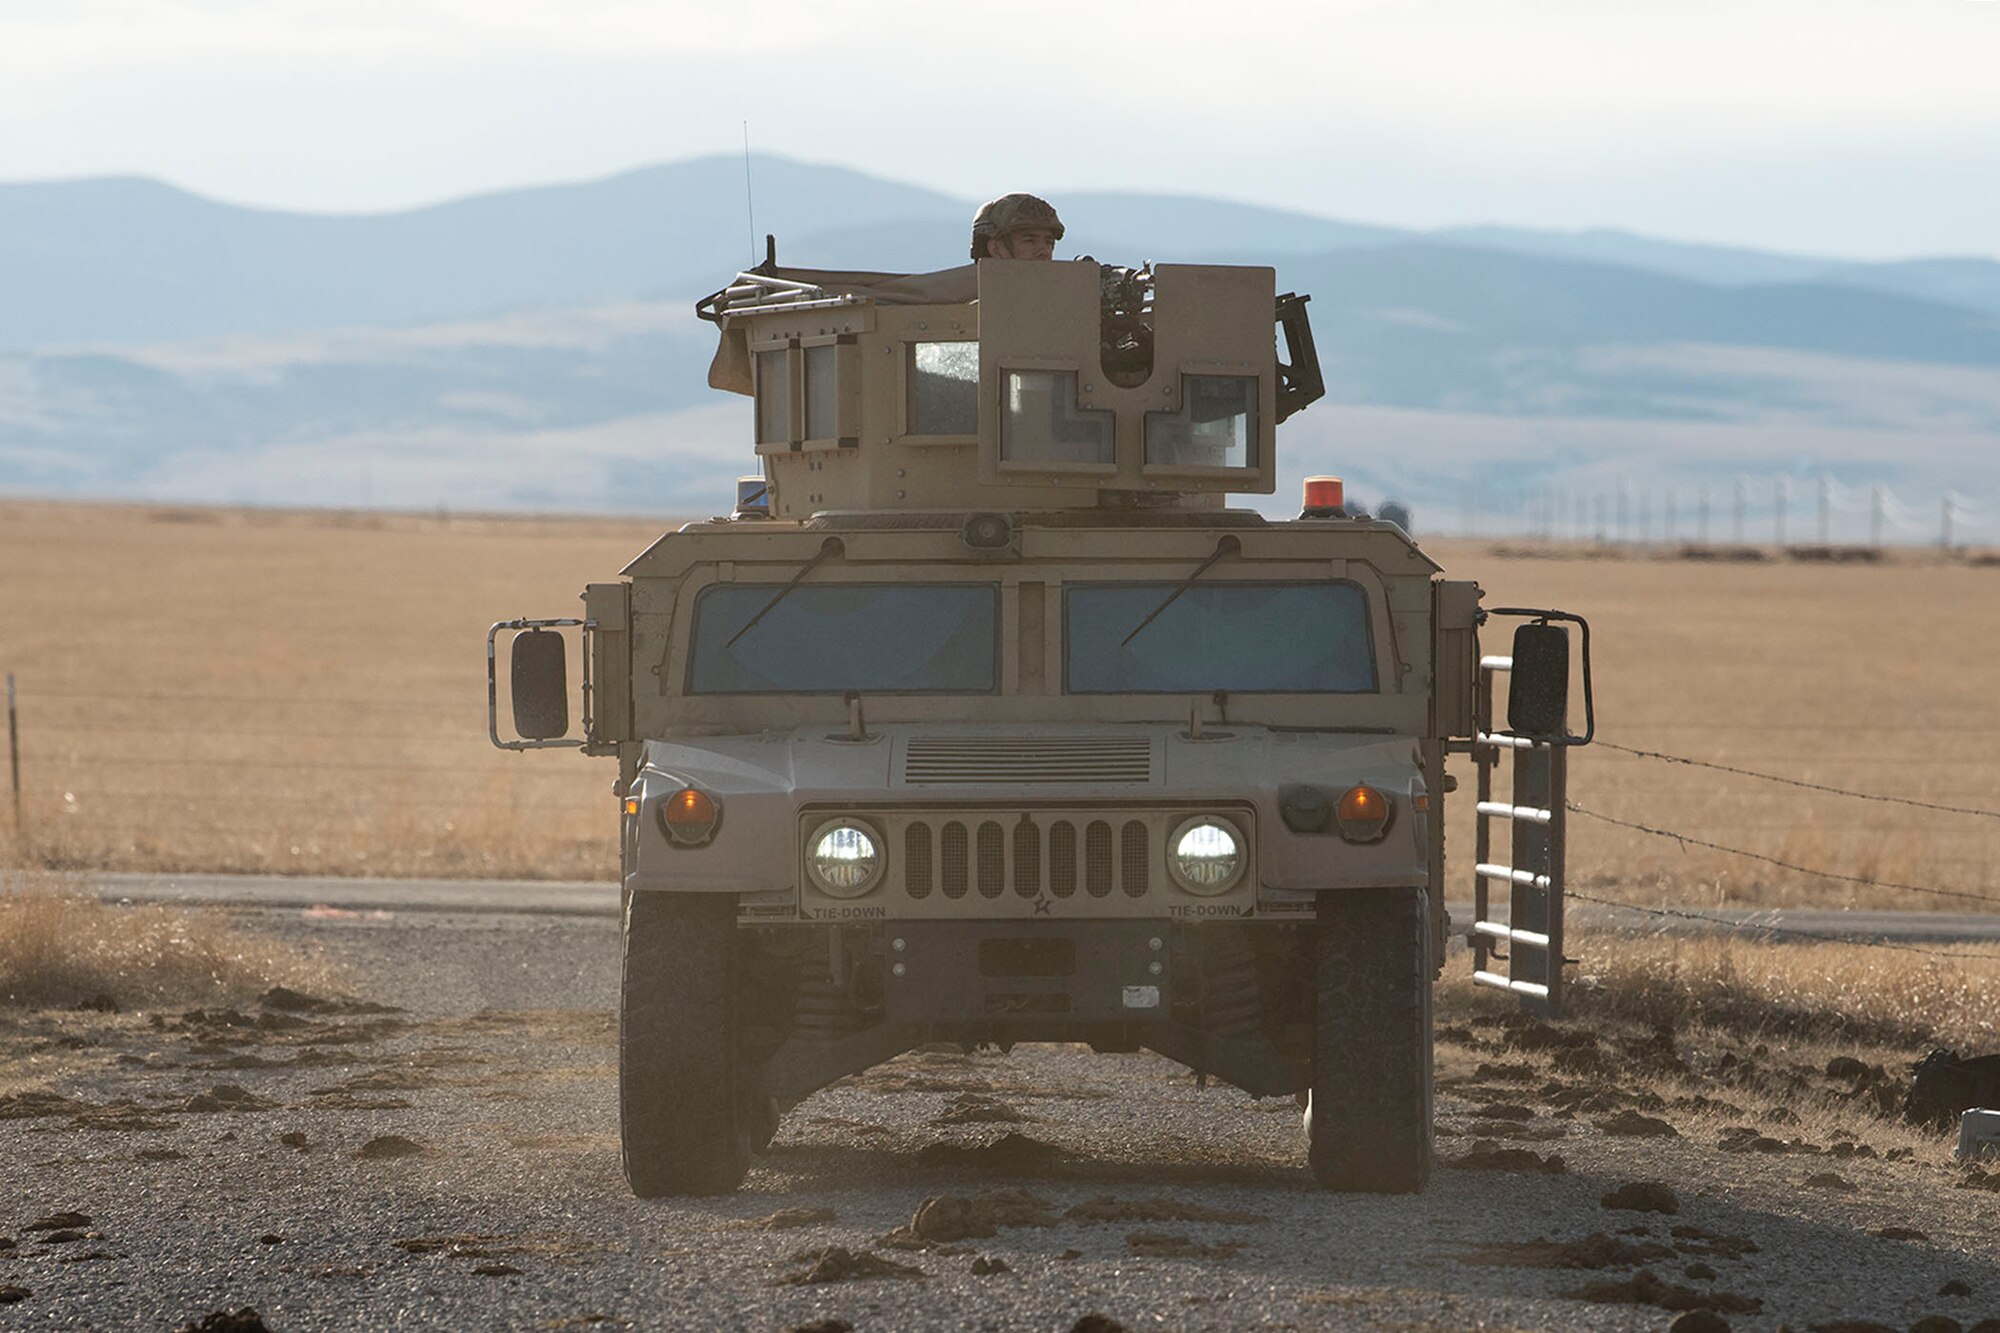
1563;1268;1759;1313
1909;1316;1964;1333
257;1234;283;1246
1871;1226;1929;1242
1940;1280;1972;1297
969;1256;1010;1275
913;1133;1063;1171
1905;1050;2000;1128
37;1230;87;1245
780;1246;925;1285
1071;1318;1131;1333
1805;1171;1856;1192
1597;1110;1679;1138
278;1132;308;1150
1684;1262;1717;1280
1668;1312;1732;1333
175;1310;272;1333
353;1134;425;1159
1451;1141;1565;1173
1806;1322;1900;1333
471;1263;522;1276
23;1212;90;1231
882;1190;1057;1246
1602;1181;1679;1214
0;1285;30;1305
784;1322;853;1333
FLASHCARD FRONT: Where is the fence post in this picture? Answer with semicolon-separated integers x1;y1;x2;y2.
6;673;19;839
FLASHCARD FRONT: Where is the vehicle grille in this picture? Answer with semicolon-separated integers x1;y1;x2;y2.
903;814;1154;900
901;735;1154;785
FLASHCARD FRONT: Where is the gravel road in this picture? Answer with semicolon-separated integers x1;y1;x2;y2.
2;908;1996;1332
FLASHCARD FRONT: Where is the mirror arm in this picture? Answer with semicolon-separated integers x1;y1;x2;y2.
487;617;592;751
1484;606;1595;747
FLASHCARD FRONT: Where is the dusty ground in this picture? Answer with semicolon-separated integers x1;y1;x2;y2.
2;909;1995;1332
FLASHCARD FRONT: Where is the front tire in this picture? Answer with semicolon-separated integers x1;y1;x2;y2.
1307;886;1434;1192
620;892;750;1197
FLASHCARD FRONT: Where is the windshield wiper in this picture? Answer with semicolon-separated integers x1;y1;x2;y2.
1120;535;1240;648
724;537;845;649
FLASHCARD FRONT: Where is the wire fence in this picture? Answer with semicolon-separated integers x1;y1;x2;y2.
4;679;1998;969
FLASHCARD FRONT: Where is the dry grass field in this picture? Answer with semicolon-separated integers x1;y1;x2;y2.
0;500;1995;920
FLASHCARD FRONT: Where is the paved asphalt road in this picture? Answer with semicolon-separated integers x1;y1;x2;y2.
88;871;2000;943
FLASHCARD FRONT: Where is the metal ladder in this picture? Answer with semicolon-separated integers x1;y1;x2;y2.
1469;653;1569;1015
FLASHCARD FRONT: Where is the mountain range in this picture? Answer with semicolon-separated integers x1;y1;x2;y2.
3;154;1997;534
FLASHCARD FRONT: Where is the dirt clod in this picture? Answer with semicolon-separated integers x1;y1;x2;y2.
1909;1317;1965;1333
1450;1141;1566;1173
1940;1280;1972;1297
1071;1318;1130;1333
278;1131;309;1150
779;1245;925;1285
23;1211;91;1231
883;1190;1058;1246
182;1084;279;1113
783;1322;853;1333
1871;1225;1928;1242
931;1093;1029;1125
1667;1312;1732;1333
137;1148;187;1161
1597;1110;1679;1138
472;1262;523;1276
969;1255;1010;1275
257;1234;284;1246
353;1134;425;1160
1562;1268;1760;1314
1601;1181;1679;1214
175;1310;272;1333
1806;1321;1898;1333
37;1229;89;1244
1684;1261;1717;1280
1805;1171;1856;1191
913;1132;1062;1170
0;1091;93;1119
0;1285;30;1305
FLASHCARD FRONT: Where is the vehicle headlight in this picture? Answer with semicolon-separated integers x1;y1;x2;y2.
807;821;884;898
1167;816;1244;895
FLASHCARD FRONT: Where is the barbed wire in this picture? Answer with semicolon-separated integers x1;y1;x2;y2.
1594;740;2000;820
1565;890;2000;961
1567;802;2000;908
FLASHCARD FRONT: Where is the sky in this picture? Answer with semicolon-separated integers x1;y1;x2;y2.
5;0;1997;261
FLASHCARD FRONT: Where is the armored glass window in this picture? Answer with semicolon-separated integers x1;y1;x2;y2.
1001;370;1114;467
804;344;839;440
1064;582;1376;694
1145;375;1257;469
755;349;790;446
688;583;999;694
909;342;979;436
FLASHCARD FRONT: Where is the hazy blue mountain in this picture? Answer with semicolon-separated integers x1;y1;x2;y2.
0;156;963;347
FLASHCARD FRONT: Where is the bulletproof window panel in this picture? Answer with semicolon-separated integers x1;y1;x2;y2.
755;349;790;445
1065;582;1377;694
688;583;998;694
909;341;980;436
804;344;839;440
1001;370;1114;466
1145;375;1258;469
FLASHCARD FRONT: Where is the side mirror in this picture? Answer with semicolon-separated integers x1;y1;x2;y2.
511;630;570;740
1506;622;1569;740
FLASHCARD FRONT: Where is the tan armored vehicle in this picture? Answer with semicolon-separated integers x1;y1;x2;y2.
490;248;1595;1198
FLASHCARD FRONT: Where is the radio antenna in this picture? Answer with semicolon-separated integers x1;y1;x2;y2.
742;122;757;266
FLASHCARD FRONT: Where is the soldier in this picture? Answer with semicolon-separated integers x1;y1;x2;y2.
970;192;1064;261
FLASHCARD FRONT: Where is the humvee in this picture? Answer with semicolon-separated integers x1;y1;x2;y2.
490;248;1593;1198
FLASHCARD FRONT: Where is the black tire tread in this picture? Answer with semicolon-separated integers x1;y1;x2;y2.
620;892;749;1197
1309;886;1434;1192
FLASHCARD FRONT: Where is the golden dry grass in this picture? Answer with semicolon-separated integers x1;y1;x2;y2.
1555;929;1997;1049
0;868;339;1008
0;502;1994;915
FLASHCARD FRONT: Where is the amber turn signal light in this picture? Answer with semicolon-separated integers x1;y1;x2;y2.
1335;784;1391;842
659;786;721;846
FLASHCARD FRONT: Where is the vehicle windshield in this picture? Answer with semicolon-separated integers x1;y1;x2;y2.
688;583;999;694
1065;582;1376;693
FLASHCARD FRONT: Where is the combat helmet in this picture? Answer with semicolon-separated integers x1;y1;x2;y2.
970;192;1065;258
